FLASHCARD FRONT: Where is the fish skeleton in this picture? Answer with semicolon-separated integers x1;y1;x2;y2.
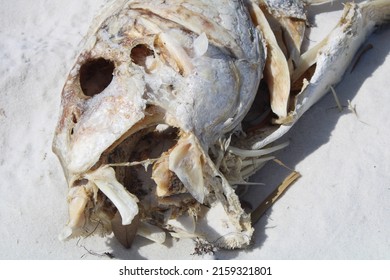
53;0;389;250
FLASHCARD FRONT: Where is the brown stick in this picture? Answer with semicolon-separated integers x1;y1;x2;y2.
251;171;301;224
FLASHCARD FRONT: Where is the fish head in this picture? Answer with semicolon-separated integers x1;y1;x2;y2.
53;1;265;248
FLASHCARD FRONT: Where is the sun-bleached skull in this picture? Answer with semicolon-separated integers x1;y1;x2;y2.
53;0;265;249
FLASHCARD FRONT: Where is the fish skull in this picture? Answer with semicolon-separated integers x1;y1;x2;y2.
53;0;265;249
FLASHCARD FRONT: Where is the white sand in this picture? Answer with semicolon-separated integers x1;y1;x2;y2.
0;0;389;259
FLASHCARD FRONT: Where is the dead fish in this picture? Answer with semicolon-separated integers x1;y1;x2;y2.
53;0;265;249
52;0;389;250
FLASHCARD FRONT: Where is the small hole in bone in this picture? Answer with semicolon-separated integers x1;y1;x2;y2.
72;178;89;187
79;58;115;97
70;113;78;136
130;44;154;67
72;113;78;124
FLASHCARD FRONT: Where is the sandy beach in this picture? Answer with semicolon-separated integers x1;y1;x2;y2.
0;0;389;259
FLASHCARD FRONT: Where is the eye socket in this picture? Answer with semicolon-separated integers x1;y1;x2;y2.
131;44;154;67
79;58;115;97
